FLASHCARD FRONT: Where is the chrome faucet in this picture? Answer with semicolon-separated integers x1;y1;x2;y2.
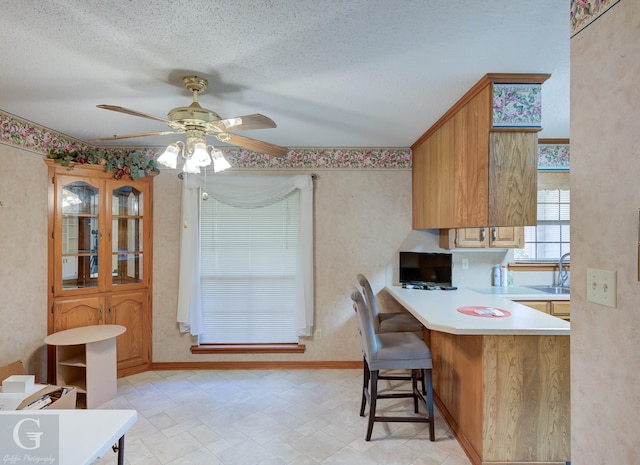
557;253;570;287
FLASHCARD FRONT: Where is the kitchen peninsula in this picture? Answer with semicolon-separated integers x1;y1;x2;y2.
385;286;570;465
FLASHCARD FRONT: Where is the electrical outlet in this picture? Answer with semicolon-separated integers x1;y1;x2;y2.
315;329;322;340
587;268;617;308
462;259;469;270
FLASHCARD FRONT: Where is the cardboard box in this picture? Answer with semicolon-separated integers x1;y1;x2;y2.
2;374;35;393
0;360;77;410
0;360;25;382
17;385;77;410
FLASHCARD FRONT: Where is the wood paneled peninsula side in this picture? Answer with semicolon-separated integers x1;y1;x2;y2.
385;286;570;465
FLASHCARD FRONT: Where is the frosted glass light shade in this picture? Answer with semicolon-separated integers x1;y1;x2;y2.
158;144;179;169
183;156;201;174
212;151;231;173
191;142;212;167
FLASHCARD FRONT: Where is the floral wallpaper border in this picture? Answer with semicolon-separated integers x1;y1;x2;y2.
538;143;570;170
221;147;411;169
1;109;569;170
0;110;158;161
0;109;411;170
492;83;543;128
570;0;620;37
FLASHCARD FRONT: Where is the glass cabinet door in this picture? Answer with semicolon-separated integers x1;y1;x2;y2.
111;185;144;286
60;180;100;289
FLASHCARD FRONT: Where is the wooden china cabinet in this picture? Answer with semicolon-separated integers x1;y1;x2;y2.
45;159;153;380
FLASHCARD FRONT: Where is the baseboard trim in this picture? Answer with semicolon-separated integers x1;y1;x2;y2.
434;392;481;465
150;361;363;370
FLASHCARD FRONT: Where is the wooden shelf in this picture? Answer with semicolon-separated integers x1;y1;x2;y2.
56;366;87;393
57;355;87;367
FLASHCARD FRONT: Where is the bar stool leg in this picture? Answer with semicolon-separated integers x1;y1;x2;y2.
412;370;419;413
366;370;379;441
360;357;369;417
425;368;435;441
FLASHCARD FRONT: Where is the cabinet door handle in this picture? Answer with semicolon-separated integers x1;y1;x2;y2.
99;304;102;317
480;228;486;242
108;304;112;317
491;227;497;242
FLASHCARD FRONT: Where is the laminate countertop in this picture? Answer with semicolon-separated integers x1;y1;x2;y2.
385;285;570;336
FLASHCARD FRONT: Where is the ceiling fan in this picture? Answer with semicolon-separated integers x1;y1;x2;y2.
91;75;288;172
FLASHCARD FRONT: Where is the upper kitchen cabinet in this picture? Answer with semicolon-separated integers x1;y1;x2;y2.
439;226;524;249
45;159;153;377
411;73;550;230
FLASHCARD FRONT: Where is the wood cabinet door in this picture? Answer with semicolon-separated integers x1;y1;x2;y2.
514;301;550;314
52;174;105;296
52;296;103;333
455;228;488;248
550;301;571;320
440;227;523;249
489;227;524;248
488;132;538;226
106;178;152;292
107;291;150;373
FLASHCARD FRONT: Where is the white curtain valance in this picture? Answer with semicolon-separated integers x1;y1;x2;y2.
182;173;312;207
176;173;315;337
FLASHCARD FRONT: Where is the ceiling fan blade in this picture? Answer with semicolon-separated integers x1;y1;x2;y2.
97;104;172;124
217;133;289;158
211;113;278;131
89;130;181;142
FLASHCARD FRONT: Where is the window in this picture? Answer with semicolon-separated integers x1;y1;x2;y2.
175;174;313;340
515;171;570;261
198;192;300;344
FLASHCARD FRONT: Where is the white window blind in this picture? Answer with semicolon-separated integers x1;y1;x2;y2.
198;192;299;343
516;187;570;260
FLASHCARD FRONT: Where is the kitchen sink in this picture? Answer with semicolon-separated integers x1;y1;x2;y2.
524;285;571;295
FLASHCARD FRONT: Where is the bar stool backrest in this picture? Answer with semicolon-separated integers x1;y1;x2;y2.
356;274;381;332
351;288;379;363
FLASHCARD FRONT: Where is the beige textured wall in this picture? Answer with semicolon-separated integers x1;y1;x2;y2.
151;169;413;362
571;2;640;463
0;147;49;380
0;145;413;371
0;142;413;372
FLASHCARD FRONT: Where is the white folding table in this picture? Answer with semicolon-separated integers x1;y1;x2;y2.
0;409;137;464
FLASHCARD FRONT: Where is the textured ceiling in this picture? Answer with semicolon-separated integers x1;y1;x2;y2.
0;0;569;150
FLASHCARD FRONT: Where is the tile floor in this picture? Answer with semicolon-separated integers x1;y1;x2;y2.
92;369;472;465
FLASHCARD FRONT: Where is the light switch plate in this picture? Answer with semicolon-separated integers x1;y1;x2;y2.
587;268;617;308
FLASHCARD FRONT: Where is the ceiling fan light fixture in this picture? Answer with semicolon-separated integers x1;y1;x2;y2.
157;142;181;169
212;149;231;173
191;142;212;167
182;156;201;174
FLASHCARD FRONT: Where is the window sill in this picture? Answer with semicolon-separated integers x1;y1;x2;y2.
509;262;569;272
191;343;306;354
